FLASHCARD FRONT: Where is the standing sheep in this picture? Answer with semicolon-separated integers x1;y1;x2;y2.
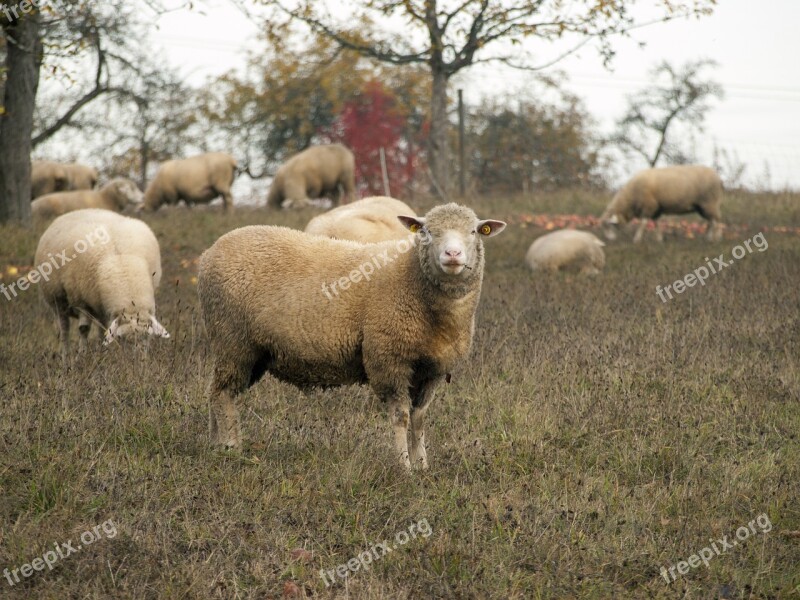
601;165;723;243
31;160;98;199
32;178;143;220
142;152;238;212
198;203;506;469
525;229;606;275
35;209;170;359
266;144;356;209
304;196;417;243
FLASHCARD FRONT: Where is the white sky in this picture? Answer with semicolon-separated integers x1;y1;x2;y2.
150;0;800;190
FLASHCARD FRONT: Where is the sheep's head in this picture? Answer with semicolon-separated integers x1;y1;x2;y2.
398;203;505;282
103;312;170;346
601;213;622;241
107;178;145;209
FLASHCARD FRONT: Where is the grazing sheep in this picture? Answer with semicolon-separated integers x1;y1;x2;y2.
525;229;605;275
31;160;98;199
35;209;169;359
267;144;356;209
304;196;417;243
601;165;723;243
198;203;506;469
32;178;143;220
142;152;238;212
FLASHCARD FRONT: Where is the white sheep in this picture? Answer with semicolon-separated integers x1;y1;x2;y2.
35;209;170;359
267;144;356;209
525;229;606;275
601;165;724;243
31;160;98;199
198;203;506;469
304;196;417;243
142;152;238;212
31;178;143;220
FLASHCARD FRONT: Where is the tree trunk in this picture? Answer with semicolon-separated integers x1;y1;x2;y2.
428;68;450;198
0;11;42;224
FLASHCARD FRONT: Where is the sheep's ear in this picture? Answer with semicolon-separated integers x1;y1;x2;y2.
397;215;426;233
475;219;506;237
149;316;170;339
103;319;120;346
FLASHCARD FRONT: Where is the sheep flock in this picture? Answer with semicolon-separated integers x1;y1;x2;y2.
25;150;735;468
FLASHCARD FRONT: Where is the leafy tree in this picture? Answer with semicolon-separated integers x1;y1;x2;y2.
253;0;717;197
469;91;604;193
324;80;421;196
204;31;428;181
613;59;724;167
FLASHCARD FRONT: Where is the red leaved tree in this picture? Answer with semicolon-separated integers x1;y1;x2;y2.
324;80;419;198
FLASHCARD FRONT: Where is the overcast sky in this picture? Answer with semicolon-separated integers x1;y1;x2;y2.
150;0;800;190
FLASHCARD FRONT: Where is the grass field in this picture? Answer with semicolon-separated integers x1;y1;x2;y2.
1;189;799;599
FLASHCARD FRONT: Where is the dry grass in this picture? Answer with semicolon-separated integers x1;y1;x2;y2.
1;190;798;599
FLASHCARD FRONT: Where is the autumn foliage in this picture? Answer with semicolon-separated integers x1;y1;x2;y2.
323;81;419;197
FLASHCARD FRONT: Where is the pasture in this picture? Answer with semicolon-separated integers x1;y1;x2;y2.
1;189;798;598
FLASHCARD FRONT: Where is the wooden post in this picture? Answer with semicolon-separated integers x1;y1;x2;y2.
379;147;390;197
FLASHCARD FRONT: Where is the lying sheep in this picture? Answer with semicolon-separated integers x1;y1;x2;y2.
525;229;605;275
601;165;723;243
267;144;356;209
304;196;417;243
31;160;98;199
198;203;506;469
142;152;238;212
35;209;169;359
32;178;143;220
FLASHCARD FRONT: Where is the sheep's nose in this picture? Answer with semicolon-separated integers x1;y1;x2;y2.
445;249;462;258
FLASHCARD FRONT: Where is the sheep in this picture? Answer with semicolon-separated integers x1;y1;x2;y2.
525;229;606;275
31;160;98;199
198;203;506;469
35;208;169;359
304;196;417;243
31;178;144;220
601;165;723;243
266;144;356;209
142;152;238;212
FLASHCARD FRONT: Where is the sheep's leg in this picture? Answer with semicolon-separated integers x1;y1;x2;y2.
410;378;438;470
78;312;92;352
220;189;233;212
56;307;70;363
654;220;664;243
208;360;250;449
384;391;412;470
706;218;721;241
633;218;648;243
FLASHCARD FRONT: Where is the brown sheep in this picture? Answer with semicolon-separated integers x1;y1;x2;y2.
601;165;723;243
31;160;98;199
304;196;416;243
266;144;356;209
32;178;144;220
142;152;238;212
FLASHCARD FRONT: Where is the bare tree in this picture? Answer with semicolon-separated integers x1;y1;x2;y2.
614;59;724;168
0;0;183;224
254;0;716;197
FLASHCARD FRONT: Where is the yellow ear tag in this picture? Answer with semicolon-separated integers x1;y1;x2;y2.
480;224;492;235
409;224;420;233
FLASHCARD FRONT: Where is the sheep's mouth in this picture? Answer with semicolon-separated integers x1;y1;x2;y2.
440;261;466;274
